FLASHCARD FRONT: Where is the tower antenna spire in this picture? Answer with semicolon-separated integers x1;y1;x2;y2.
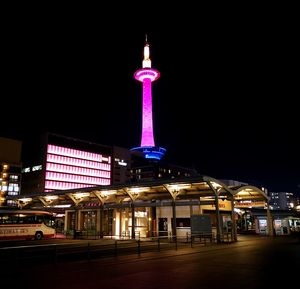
143;35;151;68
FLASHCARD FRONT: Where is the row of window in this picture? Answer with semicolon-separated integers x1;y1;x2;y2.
45;171;110;185
47;154;111;170
0;184;19;192
46;163;110;177
47;144;111;163
45;180;110;190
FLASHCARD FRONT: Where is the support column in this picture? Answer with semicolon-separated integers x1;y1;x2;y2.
267;202;274;236
131;202;135;239
162;186;180;240
100;206;104;238
119;208;123;238
148;207;153;238
64;210;69;233
73;209;78;239
244;212;248;231
230;197;237;242
96;208;101;237
172;200;177;240
214;194;222;243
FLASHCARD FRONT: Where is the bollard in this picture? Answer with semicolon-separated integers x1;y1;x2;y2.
87;243;90;261
54;245;58;265
137;239;141;255
114;240;118;256
15;248;19;269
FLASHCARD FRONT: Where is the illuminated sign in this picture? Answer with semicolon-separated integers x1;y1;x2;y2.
235;201;266;208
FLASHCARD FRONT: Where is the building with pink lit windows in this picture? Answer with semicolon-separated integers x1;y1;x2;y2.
21;133;131;195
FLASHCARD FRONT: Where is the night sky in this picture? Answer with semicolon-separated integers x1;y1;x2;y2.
2;5;298;194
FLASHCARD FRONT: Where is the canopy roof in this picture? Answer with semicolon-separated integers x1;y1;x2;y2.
13;176;269;210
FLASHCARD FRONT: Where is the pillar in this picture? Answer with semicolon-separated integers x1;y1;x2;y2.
214;194;222;243
131;202;135;239
172;200;177;240
267;202;274;236
230;197;237;242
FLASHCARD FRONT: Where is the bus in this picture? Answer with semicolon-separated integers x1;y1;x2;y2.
0;209;56;240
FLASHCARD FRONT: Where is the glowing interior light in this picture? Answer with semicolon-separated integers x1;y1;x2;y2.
18;198;32;203
101;190;117;196
74;192;90;199
44;195;58;201
211;182;222;189
54;204;71;208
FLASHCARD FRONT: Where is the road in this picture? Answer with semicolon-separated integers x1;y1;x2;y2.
2;235;299;289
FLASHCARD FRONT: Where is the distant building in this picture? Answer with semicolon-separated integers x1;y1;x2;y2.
0;137;22;206
220;179;249;187
112;146;131;184
21;133;131;194
129;150;198;182
269;192;295;210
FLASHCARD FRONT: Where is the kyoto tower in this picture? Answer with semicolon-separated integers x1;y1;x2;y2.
131;37;166;160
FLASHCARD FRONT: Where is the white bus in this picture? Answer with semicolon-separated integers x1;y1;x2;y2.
0;209;56;240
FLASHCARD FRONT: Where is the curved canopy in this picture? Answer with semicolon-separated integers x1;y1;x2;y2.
231;185;269;208
13;176;267;210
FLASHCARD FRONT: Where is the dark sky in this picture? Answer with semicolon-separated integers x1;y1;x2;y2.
2;5;299;194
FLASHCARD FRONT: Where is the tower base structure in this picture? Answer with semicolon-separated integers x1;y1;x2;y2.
130;146;166;161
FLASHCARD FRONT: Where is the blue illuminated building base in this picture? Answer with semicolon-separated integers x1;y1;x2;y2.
130;146;166;161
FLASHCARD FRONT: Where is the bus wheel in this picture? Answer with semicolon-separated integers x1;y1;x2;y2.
35;231;43;240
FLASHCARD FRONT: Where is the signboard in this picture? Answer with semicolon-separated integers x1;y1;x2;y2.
235;201;266;208
191;214;212;235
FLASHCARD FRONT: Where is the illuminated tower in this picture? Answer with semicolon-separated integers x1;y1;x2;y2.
131;37;166;160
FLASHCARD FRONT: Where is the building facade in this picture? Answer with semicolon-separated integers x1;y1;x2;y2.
269;191;295;210
0;137;22;206
21;133;131;195
130;151;198;182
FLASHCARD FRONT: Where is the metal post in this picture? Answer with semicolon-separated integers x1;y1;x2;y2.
172;200;177;241
131;202;135;239
114;240;118;256
137;239;141;255
73;209;77;239
231;197;237;242
87;242;90;261
54;245;57;265
214;194;222;243
100;206;104;239
267;202;274;236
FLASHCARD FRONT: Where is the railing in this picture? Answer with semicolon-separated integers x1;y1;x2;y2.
0;233;220;267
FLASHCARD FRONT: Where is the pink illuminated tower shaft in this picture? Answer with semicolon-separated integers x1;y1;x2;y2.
141;78;155;147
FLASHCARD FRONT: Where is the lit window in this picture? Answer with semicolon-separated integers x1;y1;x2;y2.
32;165;42;171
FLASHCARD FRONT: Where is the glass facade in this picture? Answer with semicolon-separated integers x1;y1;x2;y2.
45;144;111;191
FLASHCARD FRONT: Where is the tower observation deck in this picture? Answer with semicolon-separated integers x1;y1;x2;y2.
131;37;166;161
